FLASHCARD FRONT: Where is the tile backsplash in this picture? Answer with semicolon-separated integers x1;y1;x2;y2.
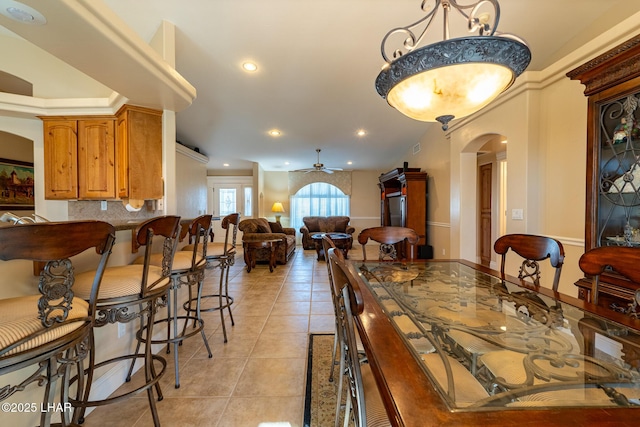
69;200;160;222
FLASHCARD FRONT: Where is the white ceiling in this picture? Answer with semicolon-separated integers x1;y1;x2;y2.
4;0;640;172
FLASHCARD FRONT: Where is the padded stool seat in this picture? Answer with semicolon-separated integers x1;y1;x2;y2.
0;296;88;358
75;264;168;300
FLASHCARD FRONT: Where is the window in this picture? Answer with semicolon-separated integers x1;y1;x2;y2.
218;188;237;216
290;182;350;232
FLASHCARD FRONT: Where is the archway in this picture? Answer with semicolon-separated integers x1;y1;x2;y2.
458;133;506;265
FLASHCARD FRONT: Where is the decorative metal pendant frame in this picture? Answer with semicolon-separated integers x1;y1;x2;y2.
375;0;531;129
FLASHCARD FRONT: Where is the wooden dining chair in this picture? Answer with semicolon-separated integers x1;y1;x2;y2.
328;248;390;427
321;235;341;384
494;234;565;291
578;246;640;305
357;226;420;261
0;221;115;427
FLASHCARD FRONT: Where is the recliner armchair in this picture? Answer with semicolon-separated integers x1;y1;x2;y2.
299;216;355;250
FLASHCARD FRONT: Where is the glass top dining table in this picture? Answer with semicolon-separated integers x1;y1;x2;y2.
352;259;640;426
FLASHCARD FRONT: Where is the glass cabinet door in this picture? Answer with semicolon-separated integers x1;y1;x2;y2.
596;90;640;247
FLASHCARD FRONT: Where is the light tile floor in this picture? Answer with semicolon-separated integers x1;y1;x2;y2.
83;246;348;427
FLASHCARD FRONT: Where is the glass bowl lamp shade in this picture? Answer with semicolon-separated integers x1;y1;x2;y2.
376;36;531;130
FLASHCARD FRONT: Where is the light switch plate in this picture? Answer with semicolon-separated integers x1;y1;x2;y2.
100;200;107;211
511;208;524;220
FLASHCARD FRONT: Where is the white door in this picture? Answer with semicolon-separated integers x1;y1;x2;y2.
207;177;253;243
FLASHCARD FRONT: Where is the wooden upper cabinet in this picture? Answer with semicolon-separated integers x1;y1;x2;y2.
41;104;162;202
42;117;115;200
43;120;78;199
116;105;163;202
77;119;115;199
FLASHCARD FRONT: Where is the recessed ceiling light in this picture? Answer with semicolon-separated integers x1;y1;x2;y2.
0;1;46;24
223;163;230;167
356;129;366;137
284;161;290;165
347;161;353;165
268;129;281;137
242;62;258;72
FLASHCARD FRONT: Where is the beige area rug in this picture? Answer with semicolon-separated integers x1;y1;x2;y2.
304;334;346;427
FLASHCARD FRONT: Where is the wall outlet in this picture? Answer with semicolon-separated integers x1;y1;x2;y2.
118;322;126;338
100;200;107;211
156;198;164;211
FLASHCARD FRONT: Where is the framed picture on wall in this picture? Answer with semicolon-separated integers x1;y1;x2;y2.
0;158;34;210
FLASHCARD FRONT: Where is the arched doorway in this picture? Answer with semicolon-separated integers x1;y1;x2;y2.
459;133;506;267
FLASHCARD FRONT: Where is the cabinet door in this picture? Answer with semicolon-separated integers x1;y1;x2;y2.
588;83;640;250
116;106;163;201
77;119;115;199
115;113;129;199
43;120;78;199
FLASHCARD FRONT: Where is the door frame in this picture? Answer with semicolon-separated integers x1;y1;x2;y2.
207;176;253;242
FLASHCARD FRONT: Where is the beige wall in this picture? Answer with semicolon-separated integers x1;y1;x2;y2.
263;170;290;226
175;149;208;218
349;170;385;236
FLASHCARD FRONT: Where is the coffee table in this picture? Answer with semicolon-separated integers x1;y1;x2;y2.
243;239;280;272
311;232;351;261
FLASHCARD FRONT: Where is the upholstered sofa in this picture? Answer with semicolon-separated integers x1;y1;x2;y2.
299;216;355;250
238;218;296;265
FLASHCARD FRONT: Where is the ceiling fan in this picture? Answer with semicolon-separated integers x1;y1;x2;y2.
296;148;343;174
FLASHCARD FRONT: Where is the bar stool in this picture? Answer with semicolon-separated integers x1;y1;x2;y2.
0;221;115;427
182;212;239;343
130;214;213;389
71;215;181;426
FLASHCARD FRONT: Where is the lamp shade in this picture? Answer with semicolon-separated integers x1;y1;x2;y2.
271;202;285;213
376;36;531;129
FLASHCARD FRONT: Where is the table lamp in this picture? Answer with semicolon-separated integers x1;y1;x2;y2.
271;202;285;223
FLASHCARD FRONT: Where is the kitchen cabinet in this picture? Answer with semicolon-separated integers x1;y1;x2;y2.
41;105;163;203
116;105;163;204
42;117;115;200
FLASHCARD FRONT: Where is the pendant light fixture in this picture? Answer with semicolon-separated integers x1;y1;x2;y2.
375;0;531;130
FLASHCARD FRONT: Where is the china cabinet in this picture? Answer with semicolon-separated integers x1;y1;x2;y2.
378;167;429;258
568;34;640;312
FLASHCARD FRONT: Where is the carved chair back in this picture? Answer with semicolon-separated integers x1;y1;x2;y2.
494;234;565;291
357;226;420;261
